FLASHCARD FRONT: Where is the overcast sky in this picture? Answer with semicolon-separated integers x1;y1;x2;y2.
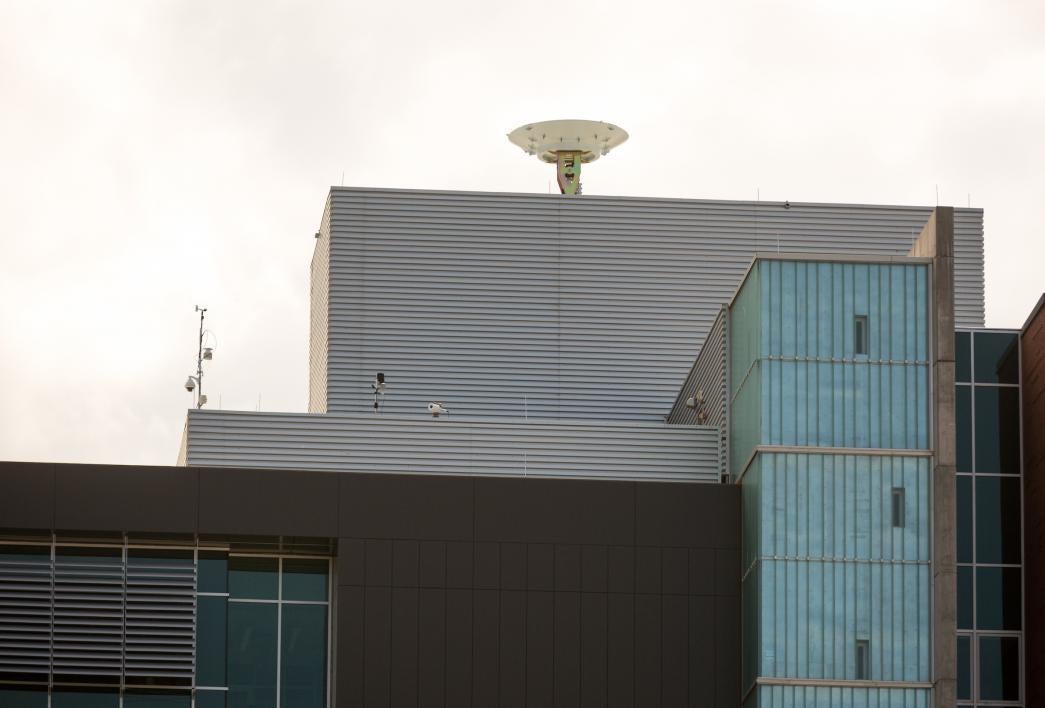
1;0;1042;466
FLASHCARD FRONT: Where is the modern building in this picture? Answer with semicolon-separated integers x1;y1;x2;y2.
1;186;1041;708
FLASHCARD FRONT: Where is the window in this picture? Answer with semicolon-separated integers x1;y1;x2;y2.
957;635;971;700
978;635;1020;701
855;639;869;680
854;315;868;355
891;487;905;528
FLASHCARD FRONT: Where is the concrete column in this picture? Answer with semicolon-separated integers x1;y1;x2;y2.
910;207;957;708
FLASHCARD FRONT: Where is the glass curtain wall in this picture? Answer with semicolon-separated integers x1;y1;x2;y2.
955;329;1023;707
0;540;330;708
200;555;330;708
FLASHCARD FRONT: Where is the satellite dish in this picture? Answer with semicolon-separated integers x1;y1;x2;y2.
507;119;629;195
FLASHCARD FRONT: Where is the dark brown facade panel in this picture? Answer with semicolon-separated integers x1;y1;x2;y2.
339;473;474;541
526;591;554;708
364;585;392;708
475;477;635;545
418;588;446;708
689;596;716;708
714;594;741;708
197;466;338;537
0;461;742;708
444;589;473;708
472;588;499;708
1022;297;1045;708
336;586;366;708
607;592;636;708
0;461;54;531
56;463;197;533
580;592;609;708
499;590;526;708
390;587;419;708
663;594;689;708
554;592;581;708
636;482;739;549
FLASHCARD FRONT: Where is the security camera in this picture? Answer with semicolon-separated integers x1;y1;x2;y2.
203;347;214;361
428;402;448;417
184;376;196;392
372;372;386;393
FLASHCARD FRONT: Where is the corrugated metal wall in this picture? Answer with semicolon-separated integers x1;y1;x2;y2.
316;188;984;420
308;199;331;413
184;410;721;482
667;306;727;427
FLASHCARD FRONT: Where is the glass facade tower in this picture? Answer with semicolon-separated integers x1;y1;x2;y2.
955;329;1023;706
736;258;933;708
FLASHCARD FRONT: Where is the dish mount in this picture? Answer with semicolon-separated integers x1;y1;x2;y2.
507;119;629;195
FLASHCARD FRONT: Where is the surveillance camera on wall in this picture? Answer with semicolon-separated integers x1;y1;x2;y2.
372;372;386;394
428;402;447;417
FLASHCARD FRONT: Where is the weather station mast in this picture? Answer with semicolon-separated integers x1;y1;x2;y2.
507;119;628;195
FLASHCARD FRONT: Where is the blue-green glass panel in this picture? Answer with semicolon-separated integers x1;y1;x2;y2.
280;604;328;708
957;635;971;700
228;557;278;600
198;551;228;594
975;476;1022;564
194;691;226;708
955;386;972;473
975;567;1022;631
0;687;48;707
955;331;971;383
974;387;1020;474
282;559;328;601
956;476;972;563
973;331;1019;384
978;635;1019;701
122;691;191;707
197;595;228;686
52;690;119;708
957;566;973;630
228;602;277;708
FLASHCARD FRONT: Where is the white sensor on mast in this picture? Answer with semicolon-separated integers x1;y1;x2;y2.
507;119;628;195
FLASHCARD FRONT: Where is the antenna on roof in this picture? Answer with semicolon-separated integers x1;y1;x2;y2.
508;120;629;195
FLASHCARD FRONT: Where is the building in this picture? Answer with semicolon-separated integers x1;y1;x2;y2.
1;186;1040;708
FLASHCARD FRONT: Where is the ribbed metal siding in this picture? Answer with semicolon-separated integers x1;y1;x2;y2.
184;410;721;482
308;199;331;413
0;549;51;677
0;546;196;684
320;188;984;420
124;557;195;680
667;305;727;427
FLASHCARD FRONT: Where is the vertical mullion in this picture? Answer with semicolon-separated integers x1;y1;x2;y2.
277;557;283;708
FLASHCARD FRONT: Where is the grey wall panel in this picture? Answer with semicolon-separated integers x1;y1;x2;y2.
320;188;985;421
185;409;722;482
668;306;727;427
308;199;331;413
54;464;197;534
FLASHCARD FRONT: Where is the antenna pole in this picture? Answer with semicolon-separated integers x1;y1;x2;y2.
195;306;207;409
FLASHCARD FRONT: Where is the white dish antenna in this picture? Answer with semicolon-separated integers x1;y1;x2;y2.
508;119;628;195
